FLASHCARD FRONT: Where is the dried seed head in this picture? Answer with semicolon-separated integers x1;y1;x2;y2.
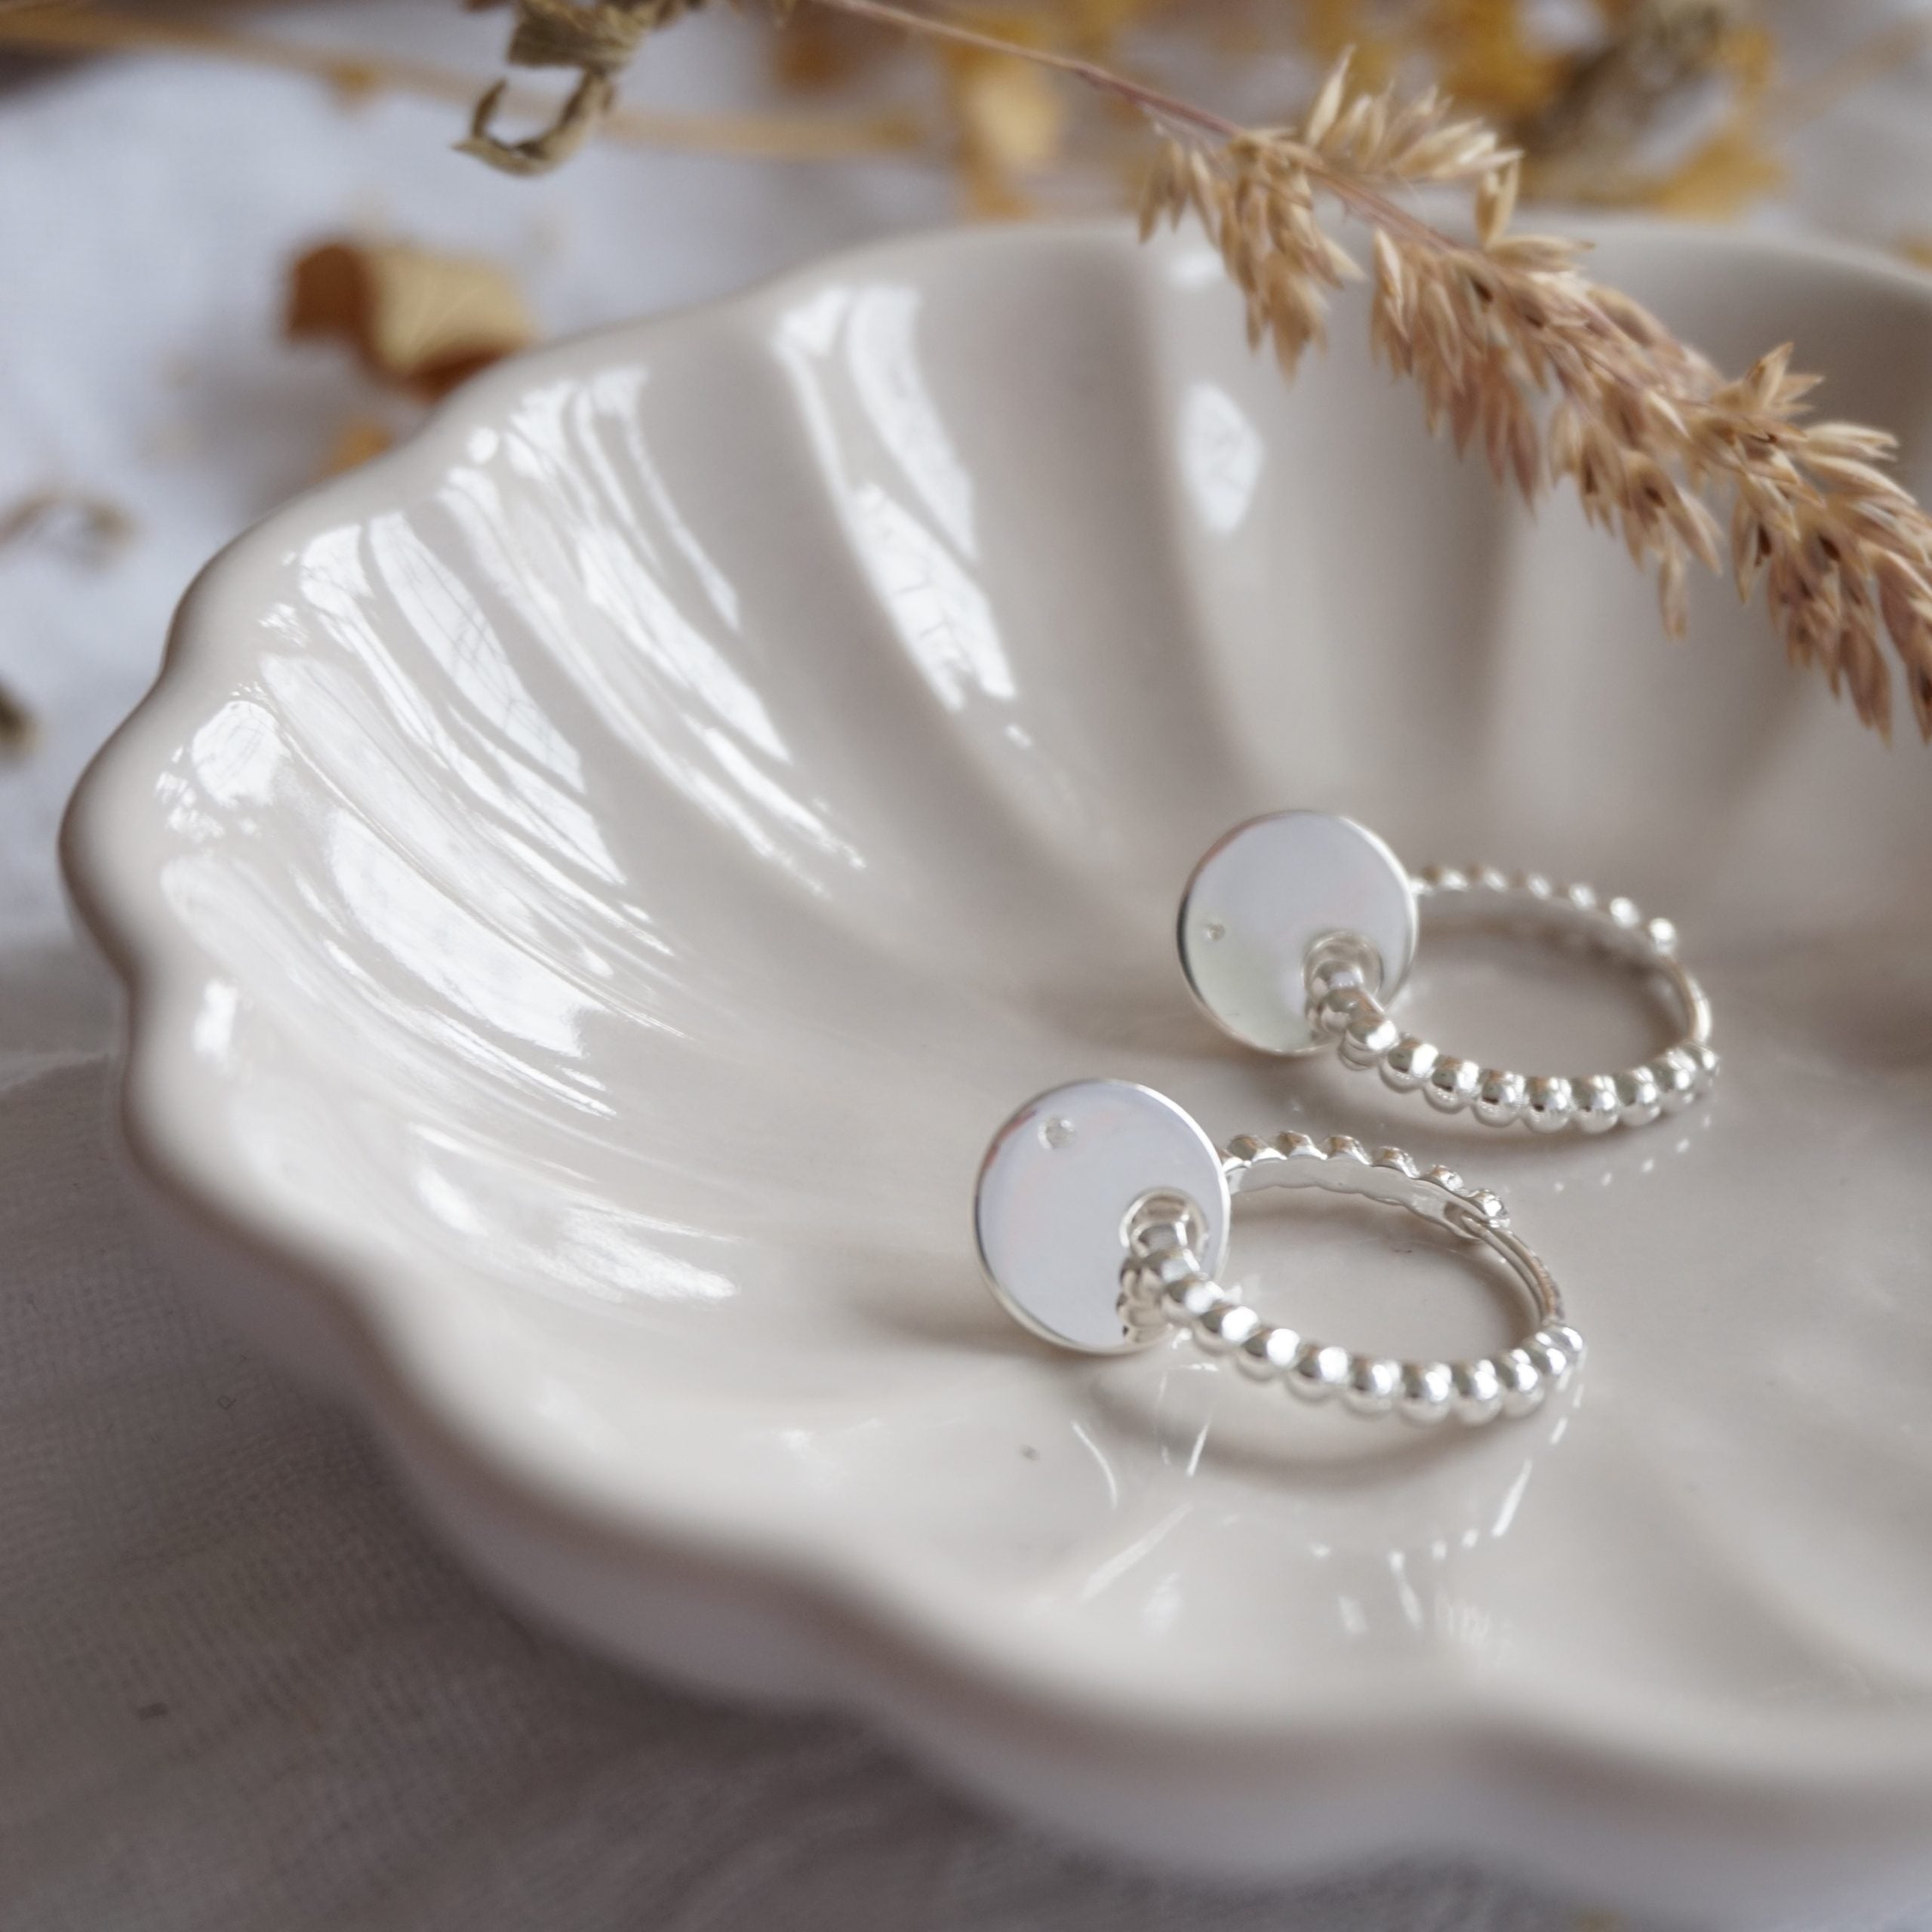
1171;53;1932;741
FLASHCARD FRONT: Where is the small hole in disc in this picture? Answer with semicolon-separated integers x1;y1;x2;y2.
1203;921;1226;942
1040;1116;1077;1150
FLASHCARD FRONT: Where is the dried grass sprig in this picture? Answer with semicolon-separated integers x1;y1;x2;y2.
1140;52;1932;737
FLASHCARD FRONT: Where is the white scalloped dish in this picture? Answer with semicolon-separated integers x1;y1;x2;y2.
62;218;1932;1923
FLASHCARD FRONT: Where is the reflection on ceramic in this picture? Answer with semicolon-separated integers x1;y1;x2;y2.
61;217;1932;1925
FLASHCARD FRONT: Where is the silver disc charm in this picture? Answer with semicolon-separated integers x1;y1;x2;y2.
1178;810;1417;1056
974;1079;1231;1353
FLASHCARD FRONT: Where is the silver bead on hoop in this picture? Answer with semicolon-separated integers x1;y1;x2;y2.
975;1079;1580;1427
1178;811;1717;1135
1118;1131;1580;1427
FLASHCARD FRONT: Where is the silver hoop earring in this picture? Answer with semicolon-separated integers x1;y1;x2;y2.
1177;810;1717;1134
974;1078;1580;1426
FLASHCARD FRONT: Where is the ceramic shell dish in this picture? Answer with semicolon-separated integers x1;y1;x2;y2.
62;218;1932;1925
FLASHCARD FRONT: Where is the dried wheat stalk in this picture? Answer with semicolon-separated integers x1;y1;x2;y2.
463;0;1932;740
1139;53;1932;737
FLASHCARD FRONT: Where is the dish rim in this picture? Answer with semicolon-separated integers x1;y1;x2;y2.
58;212;1932;1844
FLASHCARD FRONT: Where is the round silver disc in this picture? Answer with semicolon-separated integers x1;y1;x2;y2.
974;1080;1231;1355
1177;810;1417;1056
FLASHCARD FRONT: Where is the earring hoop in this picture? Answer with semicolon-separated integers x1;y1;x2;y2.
974;1078;1580;1426
1177;810;1717;1134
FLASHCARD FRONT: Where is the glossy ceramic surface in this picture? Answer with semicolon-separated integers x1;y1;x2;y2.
61;219;1932;1924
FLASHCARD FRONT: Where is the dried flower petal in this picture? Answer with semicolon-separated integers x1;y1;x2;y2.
321;416;398;476
0;490;134;567
0;681;32;759
943;14;1066;219
286;239;537;401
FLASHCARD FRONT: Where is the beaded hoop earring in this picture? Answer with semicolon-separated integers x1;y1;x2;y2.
1177;811;1716;1134
974;1078;1580;1427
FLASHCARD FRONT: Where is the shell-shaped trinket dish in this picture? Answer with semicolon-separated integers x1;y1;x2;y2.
63;217;1932;1924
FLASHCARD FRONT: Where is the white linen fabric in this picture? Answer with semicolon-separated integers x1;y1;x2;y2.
2;8;1929;1924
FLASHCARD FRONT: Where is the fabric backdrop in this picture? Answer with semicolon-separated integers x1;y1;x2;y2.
4;6;1930;1925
